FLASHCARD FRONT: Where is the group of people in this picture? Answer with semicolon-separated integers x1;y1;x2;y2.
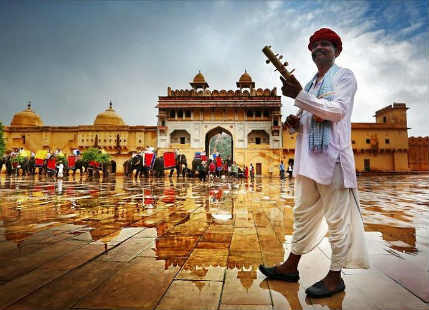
195;159;255;182
279;160;293;180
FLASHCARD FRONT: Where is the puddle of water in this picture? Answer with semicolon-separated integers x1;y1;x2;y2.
0;174;428;273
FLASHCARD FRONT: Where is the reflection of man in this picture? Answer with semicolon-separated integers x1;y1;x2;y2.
259;28;369;298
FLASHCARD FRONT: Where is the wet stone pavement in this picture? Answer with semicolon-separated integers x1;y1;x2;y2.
0;174;428;310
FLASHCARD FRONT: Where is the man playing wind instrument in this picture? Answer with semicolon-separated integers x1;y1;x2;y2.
259;28;369;298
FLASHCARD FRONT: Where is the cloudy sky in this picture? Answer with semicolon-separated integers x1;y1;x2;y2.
0;0;428;136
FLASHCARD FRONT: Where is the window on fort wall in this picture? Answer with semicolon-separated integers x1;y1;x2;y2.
352;140;355;144
263;110;269;117
273;119;279;126
385;139;390;144
180;137;186;144
255;137;261;144
170;111;175;118
366;139;370;144
178;110;183;118
255;111;261;118
185;110;191;118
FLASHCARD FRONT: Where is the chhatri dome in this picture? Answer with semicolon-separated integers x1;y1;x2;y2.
10;102;44;127
237;70;255;89
190;71;209;89
93;101;125;126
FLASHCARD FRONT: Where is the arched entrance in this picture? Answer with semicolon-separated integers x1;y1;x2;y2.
205;127;233;162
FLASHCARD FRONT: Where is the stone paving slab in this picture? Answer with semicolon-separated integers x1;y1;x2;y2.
6;261;122;310
156;280;223;310
0;240;85;281
74;257;183;310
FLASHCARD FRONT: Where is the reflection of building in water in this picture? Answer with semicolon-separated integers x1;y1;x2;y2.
365;223;416;253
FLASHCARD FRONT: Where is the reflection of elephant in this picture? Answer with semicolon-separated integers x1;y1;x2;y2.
153;156;164;177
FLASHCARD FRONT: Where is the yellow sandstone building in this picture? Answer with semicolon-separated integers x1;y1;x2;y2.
2;72;427;175
4;102;157;172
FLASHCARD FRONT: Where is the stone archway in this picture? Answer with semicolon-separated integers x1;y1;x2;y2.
205;126;233;161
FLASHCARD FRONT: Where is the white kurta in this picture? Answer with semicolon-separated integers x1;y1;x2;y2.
293;66;357;188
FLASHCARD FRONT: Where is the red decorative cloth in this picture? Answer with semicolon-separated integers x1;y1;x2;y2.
308;28;342;54
163;152;176;169
89;161;99;169
68;156;76;169
35;158;44;167
144;153;154;167
47;158;56;171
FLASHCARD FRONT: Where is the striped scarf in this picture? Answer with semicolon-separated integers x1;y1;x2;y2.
304;64;340;153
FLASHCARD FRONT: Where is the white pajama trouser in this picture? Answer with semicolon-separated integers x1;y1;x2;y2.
291;163;370;271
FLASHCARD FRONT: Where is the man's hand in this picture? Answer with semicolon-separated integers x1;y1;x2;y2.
312;115;325;122
285;114;300;131
280;75;302;99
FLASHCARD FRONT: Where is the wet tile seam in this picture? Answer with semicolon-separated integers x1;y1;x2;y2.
253;213;276;310
216;264;228;310
371;261;429;304
68;262;125;310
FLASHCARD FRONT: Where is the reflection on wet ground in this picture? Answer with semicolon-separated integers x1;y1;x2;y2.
0;174;428;310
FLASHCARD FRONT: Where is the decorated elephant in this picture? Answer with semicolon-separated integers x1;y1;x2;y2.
5;155;13;176
168;153;188;177
16;157;30;176
124;155;144;178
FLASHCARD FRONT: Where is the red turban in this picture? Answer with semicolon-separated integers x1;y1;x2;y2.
308;28;342;55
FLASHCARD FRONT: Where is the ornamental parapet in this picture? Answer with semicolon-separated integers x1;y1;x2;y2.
166;86;277;97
